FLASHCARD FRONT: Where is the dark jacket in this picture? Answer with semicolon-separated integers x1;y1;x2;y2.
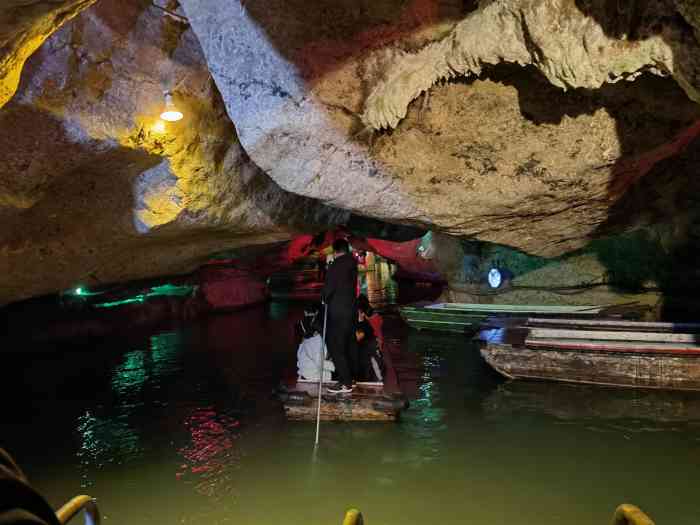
321;253;357;311
0;449;60;525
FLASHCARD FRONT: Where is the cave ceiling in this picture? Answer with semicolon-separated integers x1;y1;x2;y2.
1;0;700;303
0;0;345;304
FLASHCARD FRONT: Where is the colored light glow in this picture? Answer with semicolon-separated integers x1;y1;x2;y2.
75;287;85;295
487;268;503;289
94;296;146;308
152;119;166;133
150;284;194;297
94;283;194;308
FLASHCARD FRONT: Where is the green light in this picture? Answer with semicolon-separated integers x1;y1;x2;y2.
93;283;194;309
149;284;193;297
75;287;85;295
94;296;146;308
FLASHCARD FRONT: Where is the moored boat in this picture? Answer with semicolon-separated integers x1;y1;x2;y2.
478;318;700;391
399;302;625;334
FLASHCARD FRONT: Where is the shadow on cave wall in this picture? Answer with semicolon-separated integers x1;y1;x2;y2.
238;0;477;83
592;135;700;320
570;0;700;320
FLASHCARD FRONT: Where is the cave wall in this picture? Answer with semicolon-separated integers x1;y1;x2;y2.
182;0;700;257
436;220;700;319
0;0;97;108
0;0;346;305
2;0;700;309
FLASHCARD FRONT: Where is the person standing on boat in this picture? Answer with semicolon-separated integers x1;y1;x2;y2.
321;238;358;394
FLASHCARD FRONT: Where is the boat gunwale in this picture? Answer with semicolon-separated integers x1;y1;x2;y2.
483;339;700;358
523;317;700;332
525;338;700;356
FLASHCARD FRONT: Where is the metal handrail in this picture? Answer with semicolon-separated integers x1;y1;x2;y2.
341;504;652;525
55;496;100;525
611;504;655;525
342;509;363;525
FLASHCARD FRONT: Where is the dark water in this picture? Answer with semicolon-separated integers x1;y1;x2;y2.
4;293;700;523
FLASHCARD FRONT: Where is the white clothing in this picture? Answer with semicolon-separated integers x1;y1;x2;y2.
297;334;335;382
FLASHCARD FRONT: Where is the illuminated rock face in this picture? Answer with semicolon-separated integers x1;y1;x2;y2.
3;0;700;305
183;0;700;257
0;0;96;109
0;1;346;305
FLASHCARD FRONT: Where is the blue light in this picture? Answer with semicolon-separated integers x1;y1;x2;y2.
487;268;502;289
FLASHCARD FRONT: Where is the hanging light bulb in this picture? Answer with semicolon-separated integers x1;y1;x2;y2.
160;92;183;122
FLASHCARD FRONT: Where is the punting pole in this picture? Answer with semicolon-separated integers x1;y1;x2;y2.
314;303;328;447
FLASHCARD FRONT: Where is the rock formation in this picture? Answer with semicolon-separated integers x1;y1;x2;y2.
363;0;700;129
182;0;700;258
0;0;96;108
2;0;700;306
0;0;345;305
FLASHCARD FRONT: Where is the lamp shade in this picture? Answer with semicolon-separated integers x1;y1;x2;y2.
160;93;183;122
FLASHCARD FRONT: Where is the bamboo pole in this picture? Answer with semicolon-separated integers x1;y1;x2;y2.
314;303;328;446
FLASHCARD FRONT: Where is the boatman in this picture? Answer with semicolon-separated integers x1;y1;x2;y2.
321;238;358;394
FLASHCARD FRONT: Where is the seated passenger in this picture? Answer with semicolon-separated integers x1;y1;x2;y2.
357;294;384;347
296;307;335;382
355;321;385;383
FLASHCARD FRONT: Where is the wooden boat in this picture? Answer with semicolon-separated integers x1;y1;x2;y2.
278;380;408;421
278;336;409;421
478;318;700;391
399;302;618;334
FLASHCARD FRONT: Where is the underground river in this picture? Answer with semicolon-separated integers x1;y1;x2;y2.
4;293;700;524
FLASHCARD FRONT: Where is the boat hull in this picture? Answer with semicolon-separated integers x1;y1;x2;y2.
279;382;408;421
481;342;700;391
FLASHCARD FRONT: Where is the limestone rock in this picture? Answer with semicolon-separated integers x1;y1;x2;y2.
675;0;700;41
0;0;96;108
181;0;461;224
0;0;346;305
183;0;700;257
363;0;700;130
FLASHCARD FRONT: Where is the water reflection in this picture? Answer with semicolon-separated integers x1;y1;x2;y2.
111;332;183;400
176;407;241;500
76;332;186;486
361;259;397;309
484;380;700;432
6;305;700;525
76;410;142;486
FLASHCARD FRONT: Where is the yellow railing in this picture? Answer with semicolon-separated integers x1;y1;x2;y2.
612;504;655;525
342;509;363;525
55;495;100;525
342;504;654;525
